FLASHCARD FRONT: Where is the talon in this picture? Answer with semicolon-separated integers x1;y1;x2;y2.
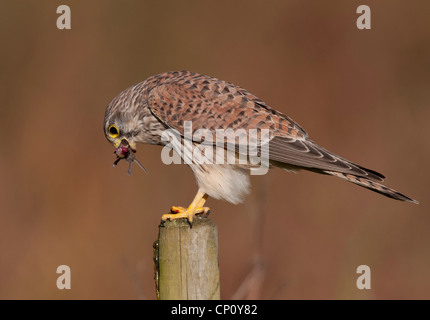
160;190;210;227
161;207;196;224
195;207;211;217
161;206;209;226
204;209;211;217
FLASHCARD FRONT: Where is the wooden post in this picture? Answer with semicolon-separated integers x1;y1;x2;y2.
154;217;220;300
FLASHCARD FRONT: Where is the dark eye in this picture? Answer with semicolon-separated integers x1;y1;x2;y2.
108;125;119;138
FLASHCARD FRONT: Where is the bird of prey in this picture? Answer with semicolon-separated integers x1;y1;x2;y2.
103;71;418;225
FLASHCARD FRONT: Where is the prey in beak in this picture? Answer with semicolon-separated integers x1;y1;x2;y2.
113;139;148;175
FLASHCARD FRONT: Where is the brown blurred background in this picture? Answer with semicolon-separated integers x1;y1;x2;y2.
0;0;429;299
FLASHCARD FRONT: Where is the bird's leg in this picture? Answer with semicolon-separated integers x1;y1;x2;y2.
195;196;211;217
161;190;210;226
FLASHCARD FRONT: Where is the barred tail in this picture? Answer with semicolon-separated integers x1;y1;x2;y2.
324;171;419;204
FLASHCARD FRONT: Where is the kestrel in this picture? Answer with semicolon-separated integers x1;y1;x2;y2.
103;71;417;225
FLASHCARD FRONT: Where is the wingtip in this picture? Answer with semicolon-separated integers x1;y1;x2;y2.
398;194;419;205
409;198;419;205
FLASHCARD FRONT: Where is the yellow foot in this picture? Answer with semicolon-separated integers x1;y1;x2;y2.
161;190;210;227
161;206;210;227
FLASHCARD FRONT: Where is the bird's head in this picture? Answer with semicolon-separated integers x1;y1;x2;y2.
104;118;139;157
104;108;148;175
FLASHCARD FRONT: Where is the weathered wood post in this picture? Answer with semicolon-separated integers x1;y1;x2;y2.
154;217;220;300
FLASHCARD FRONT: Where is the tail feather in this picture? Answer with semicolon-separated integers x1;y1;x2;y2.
268;137;418;204
324;171;419;204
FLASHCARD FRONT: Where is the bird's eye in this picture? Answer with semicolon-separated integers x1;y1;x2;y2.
108;125;119;138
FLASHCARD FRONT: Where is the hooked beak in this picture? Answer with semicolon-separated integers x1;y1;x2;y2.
112;139;148;175
114;139;137;158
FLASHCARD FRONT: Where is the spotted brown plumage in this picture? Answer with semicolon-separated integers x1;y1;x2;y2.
103;71;418;225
